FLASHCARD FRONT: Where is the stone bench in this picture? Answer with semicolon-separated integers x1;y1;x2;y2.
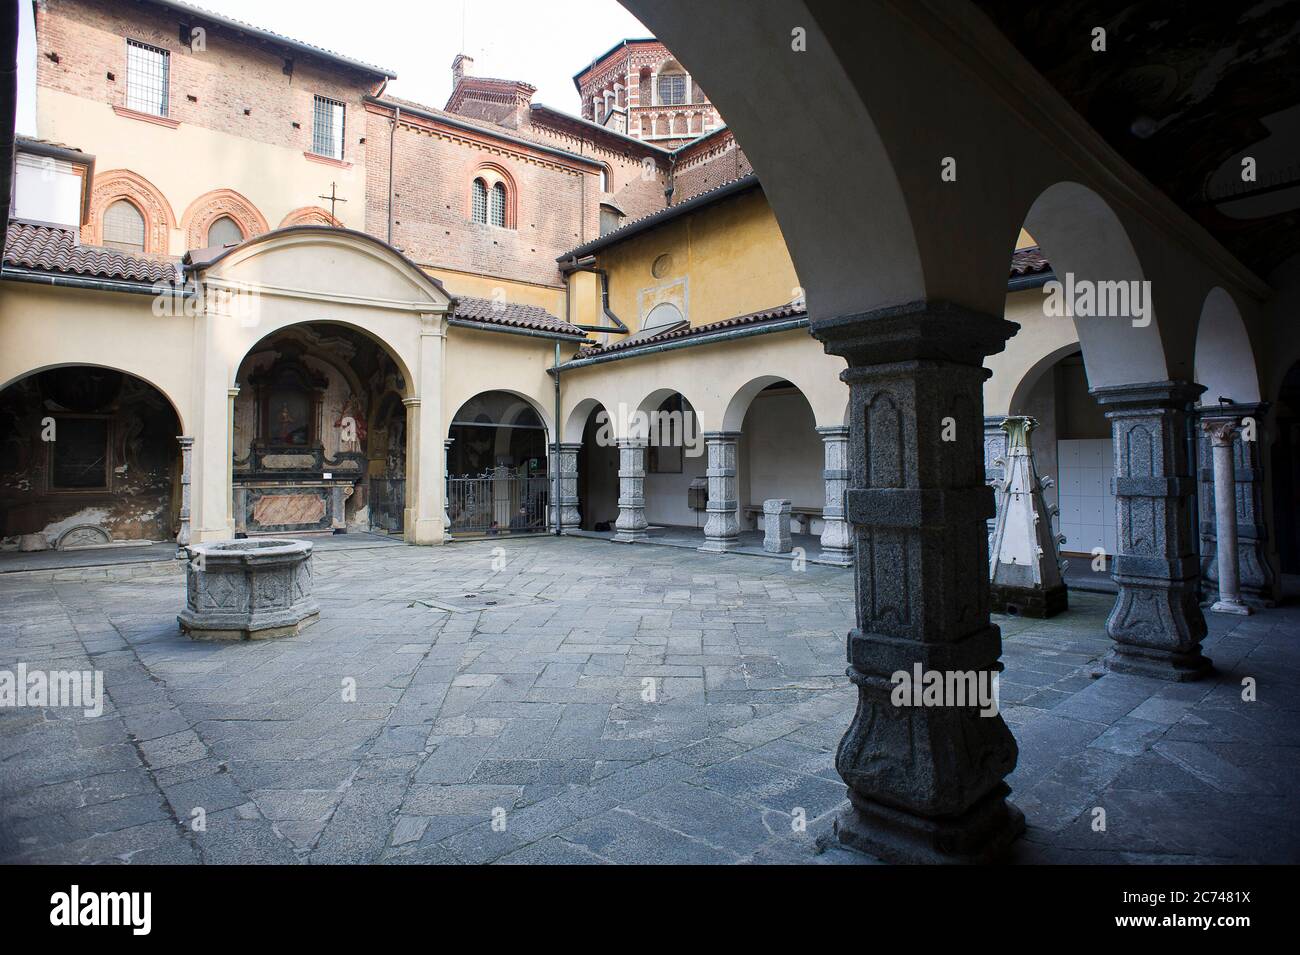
742;504;821;534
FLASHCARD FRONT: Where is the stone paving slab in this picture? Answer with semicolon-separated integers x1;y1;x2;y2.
1;536;1297;864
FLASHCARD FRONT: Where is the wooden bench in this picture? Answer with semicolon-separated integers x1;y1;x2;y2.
741;504;822;535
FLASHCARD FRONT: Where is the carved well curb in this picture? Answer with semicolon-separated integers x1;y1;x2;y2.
178;539;319;641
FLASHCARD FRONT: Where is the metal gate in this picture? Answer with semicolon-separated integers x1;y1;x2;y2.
447;466;548;537
369;476;405;535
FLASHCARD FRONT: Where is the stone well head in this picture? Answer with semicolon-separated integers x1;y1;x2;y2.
178;538;319;641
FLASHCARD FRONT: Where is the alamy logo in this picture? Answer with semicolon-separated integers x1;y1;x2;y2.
50;885;151;935
1041;272;1152;327
890;663;1001;717
0;664;104;718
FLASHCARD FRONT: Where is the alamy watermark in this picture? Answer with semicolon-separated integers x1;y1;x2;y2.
890;663;1000;717
593;402;704;457
0;663;104;717
1041;272;1152;328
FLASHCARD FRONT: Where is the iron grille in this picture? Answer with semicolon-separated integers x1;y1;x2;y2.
490;183;506;227
447;466;548;537
312;95;345;159
126;39;169;117
471;178;487;223
658;73;685;106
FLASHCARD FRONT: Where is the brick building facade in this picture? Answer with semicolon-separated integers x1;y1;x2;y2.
27;0;750;290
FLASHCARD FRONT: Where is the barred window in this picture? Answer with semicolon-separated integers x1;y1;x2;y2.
471;178;487;223
312;95;345;159
490;182;506;227
658;73;685;106
126;39;169;117
103;200;145;252
207;216;243;247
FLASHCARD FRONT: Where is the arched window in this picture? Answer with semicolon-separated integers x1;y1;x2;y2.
206;215;244;248
102;199;145;252
471;178;488;223
599;165;611;193
490;182;506;227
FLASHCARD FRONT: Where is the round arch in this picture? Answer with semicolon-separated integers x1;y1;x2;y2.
1006;341;1083;416
449;389;553;442
564;396;612;444
83;169;176;255
468;162;518;228
721;374;788;432
0;361;188;434
228;318;416;402
630;385;706;441
1195;287;1262;405
1021;181;1168;391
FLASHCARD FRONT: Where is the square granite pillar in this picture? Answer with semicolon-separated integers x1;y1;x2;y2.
549;442;583;532
811;302;1024;864
1091;381;1212;681
613;438;648;542
698;431;741;553
1196;402;1277;607
176;436;194;558
816;425;854;566
763;499;793;553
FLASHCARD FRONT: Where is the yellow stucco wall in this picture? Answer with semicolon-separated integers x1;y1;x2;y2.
0;281;195;430
37;88;367;250
588;188;800;334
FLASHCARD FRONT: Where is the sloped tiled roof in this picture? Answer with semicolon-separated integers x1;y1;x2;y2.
149;1;395;78
452;295;585;339
3;221;178;284
576;301;807;358
560;174;761;261
571;246;1055;360
1010;246;1052;276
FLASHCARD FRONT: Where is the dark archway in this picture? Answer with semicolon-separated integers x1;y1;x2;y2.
0;367;182;550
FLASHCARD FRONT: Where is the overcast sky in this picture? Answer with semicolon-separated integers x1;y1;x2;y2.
17;0;650;134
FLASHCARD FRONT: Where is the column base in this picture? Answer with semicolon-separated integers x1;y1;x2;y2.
834;784;1025;865
698;538;739;554
818;549;854;567
1102;645;1214;682
613;530;648;543
1210;599;1251;616
989;583;1068;619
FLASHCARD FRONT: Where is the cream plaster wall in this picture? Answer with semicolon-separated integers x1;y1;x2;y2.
38;88;367;249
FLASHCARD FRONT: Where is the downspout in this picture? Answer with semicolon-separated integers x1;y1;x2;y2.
553;340;563;536
558;254;628;334
387;106;399;244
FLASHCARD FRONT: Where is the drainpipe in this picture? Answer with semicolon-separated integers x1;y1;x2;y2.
387;106;400;244
559;254;628;334
554;340;563;536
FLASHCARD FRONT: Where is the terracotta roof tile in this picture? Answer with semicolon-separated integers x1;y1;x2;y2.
452;294;585;338
1010;246;1051;276
573;246;1054;360
3;221;178;284
577;301;807;357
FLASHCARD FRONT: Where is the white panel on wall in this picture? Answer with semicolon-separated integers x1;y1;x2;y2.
1056;438;1115;556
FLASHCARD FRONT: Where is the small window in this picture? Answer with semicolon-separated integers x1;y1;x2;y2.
126;39;169;117
599;205;623;236
206;216;243;247
50;417;110;490
471;178;488;223
658;73;685;106
600;166;611;193
312;95;345;160
490;182;506;227
102;199;146;252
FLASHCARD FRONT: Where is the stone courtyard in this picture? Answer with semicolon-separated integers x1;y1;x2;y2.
1;536;1297;865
